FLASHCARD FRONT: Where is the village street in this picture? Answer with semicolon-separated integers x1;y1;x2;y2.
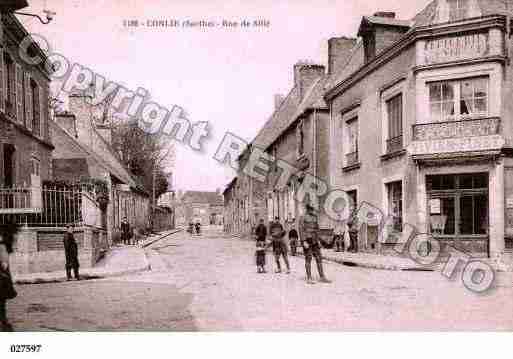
7;228;513;331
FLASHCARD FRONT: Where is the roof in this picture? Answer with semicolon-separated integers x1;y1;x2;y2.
51;120;140;190
413;0;513;28
265;76;329;150
223;177;237;195
358;16;411;36
182;191;223;205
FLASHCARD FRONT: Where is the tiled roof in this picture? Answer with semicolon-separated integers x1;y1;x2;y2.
252;86;301;150
182;191;223;205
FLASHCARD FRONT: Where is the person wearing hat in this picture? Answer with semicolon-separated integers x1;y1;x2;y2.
269;216;290;274
299;204;331;284
63;225;80;281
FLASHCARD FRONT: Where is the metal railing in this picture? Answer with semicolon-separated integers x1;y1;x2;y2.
0;186;105;228
346;151;359;166
386;135;403;154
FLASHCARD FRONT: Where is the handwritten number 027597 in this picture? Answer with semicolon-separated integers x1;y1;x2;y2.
10;345;42;353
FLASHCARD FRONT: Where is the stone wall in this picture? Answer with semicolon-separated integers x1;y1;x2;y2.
9;226;108;275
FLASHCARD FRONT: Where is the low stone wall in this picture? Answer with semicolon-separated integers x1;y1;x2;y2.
9;226;108;275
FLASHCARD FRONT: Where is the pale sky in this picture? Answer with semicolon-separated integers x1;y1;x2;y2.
20;0;430;192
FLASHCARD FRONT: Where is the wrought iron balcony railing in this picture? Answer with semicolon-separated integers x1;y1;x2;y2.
386;135;403;154
346;151;359;166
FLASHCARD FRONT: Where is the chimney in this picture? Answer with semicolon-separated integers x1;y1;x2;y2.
54;111;78;138
328;37;357;75
274;94;285;110
68;91;95;148
293;62;325;100
358;11;410;63
95;123;112;145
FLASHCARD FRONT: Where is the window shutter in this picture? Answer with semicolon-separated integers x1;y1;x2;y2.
15;63;23;123
40;83;47;139
0;51;4;114
24;72;32;131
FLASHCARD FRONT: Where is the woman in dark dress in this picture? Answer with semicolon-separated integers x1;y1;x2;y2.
64;225;80;281
0;220;20;331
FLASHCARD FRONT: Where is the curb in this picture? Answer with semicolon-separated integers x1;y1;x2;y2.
141;228;183;248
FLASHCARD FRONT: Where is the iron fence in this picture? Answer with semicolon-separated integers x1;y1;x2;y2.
0;186;105;228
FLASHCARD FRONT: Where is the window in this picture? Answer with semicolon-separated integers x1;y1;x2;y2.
386;181;403;232
386;94;403;153
427;173;488;237
4;53;15;116
31;157;40;176
345;117;359;166
448;0;468;21
347;190;357;215
31;80;40;137
429;77;488;122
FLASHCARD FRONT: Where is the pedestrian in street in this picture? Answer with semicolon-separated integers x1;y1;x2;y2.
255;236;267;273
255;218;267;242
195;221;201;236
121;217;131;245
63;225;80;281
269;217;290;274
0;221;19;332
333;214;345;252
299;204;331;285
347;216;359;253
288;219;299;256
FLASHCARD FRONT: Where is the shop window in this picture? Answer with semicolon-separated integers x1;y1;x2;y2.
427;173;488;238
386;181;403;232
428;77;488;122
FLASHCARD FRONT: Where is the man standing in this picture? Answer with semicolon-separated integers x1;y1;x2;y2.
255;219;267;242
288;219;299;256
269;217;290;274
333;214;345;252
63;225;80;281
121;217;131;245
299;204;331;284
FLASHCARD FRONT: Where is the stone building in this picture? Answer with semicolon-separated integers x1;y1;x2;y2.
0;11;52;191
175;190;224;227
325;0;513;261
51;92;151;240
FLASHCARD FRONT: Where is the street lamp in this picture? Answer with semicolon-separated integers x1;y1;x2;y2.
14;9;56;24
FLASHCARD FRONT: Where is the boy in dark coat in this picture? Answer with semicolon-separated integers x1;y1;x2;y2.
255;219;268;273
64;225;80;281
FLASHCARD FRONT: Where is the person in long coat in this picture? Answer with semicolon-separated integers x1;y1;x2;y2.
0;220;20;331
64;225;80;281
121;218;131;245
269;217;290;274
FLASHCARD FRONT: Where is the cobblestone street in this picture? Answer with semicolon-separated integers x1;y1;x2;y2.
7;229;513;331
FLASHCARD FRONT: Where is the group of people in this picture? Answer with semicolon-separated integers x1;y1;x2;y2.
187;221;202;236
254;204;332;285
121;217;141;246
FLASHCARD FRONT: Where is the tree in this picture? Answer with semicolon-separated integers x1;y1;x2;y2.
111;121;175;199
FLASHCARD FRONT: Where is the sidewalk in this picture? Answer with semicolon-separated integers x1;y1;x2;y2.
13;245;151;285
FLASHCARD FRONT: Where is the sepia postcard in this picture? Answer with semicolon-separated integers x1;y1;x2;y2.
0;0;512;357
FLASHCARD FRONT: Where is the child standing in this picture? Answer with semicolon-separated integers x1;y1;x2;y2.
255;238;267;273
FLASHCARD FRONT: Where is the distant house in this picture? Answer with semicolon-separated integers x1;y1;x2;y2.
176;190;223;226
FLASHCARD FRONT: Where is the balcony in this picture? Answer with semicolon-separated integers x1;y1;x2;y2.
410;117;505;158
413;117;501;141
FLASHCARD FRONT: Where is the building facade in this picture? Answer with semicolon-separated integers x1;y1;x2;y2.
175;190;224;227
325;0;513;261
0;11;52;191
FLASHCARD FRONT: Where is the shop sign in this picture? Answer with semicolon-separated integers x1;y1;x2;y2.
410;135;504;155
425;33;488;64
430;198;441;214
